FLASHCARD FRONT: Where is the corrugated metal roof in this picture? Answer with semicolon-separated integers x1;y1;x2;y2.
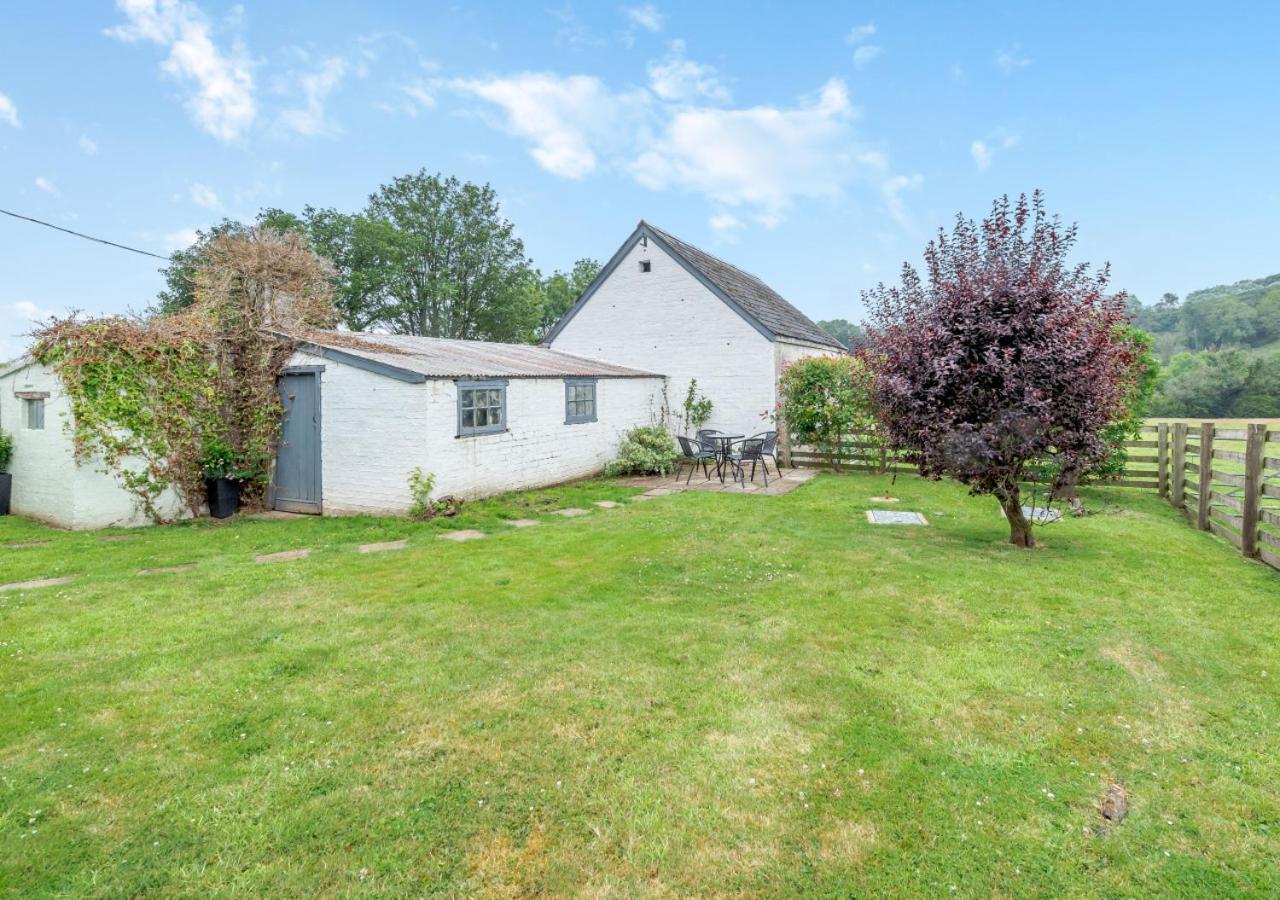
296;331;664;380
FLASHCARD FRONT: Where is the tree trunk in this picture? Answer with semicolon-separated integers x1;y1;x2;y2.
998;487;1035;548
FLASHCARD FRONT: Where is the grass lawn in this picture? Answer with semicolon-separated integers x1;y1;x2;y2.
1;474;1278;896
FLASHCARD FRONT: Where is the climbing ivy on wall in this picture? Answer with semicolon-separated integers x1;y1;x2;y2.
33;228;338;522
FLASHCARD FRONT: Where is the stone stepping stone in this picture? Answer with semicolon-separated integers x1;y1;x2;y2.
255;549;311;563
505;519;541;528
630;494;658;502
869;496;900;503
593;500;621;509
358;540;408;554
137;564;198;576
865;510;929;526
553;508;590;517
97;534;138;542
1;541;49;549
438;530;486;542
643;488;674;497
0;576;75;592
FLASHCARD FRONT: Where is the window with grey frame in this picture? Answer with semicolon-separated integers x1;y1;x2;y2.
456;380;507;436
25;398;45;430
564;378;597;424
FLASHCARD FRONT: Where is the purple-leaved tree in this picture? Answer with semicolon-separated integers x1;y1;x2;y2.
864;192;1136;547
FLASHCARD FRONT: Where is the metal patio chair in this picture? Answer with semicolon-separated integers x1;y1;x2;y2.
675;435;717;484
748;430;780;476
727;437;769;487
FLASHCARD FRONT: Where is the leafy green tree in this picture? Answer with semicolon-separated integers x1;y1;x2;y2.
1149;350;1252;417
359;171;536;340
817;318;865;349
537;258;601;339
1232;353;1280;416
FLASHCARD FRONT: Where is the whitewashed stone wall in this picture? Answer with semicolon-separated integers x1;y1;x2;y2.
0;361;187;529
548;238;779;436
288;349;665;515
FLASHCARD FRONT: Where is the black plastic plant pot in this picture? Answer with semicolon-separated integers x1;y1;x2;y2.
0;473;10;516
206;477;240;519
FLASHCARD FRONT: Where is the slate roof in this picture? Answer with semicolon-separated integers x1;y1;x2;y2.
643;222;845;350
295;331;662;381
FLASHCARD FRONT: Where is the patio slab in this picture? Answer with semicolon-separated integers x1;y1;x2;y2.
439;529;486;542
0;576;75;592
255;549;311;563
505;519;541;528
137;564;198;576
553;508;591;517
619;466;816;497
866;510;929;526
358;540;409;554
593;500;621;509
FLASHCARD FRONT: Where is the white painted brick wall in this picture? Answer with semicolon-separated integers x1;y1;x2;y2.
0;362;187;529
549;238;780;435
289;350;666;515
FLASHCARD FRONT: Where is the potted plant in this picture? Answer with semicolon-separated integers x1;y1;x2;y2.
200;437;245;519
0;427;12;516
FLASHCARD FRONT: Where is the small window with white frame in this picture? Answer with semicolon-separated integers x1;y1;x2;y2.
456;379;507;437
638;259;651;273
25;397;45;430
564;378;597;425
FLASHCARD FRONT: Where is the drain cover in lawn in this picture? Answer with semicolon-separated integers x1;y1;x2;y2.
1000;506;1062;523
865;510;929;526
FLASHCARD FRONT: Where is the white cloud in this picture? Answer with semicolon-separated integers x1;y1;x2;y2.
401;78;438;112
846;24;876;43
106;0;255;142
163;227;201;252
78;134;98;155
881;173;922;225
632;79;873;215
1;300;56;361
279;56;347;137
452;72;650;178
970;131;1019;171
852;45;881;68
970;139;992;171
0;92;18;128
994;45;1031;73
458;68;907;228
622;4;664;33
189;182;221;209
549;4;604;49
34;176;58;195
647;40;730;104
708;211;744;240
846;23;881;68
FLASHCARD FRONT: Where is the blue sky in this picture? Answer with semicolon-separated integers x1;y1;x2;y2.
2;1;1278;358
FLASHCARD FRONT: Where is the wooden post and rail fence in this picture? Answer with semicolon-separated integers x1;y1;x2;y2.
790;422;1280;574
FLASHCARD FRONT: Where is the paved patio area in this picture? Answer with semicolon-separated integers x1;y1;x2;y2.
617;466;818;497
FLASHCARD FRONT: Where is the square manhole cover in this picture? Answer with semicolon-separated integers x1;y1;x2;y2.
866;510;929;526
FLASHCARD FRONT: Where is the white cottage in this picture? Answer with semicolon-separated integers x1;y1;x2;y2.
546;221;845;432
0;221;841;528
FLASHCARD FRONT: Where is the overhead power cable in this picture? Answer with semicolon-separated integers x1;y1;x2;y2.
0;207;170;260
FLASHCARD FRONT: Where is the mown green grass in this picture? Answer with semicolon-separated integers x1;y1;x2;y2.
1;474;1278;896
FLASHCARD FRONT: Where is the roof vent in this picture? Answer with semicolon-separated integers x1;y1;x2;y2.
638;259;651;273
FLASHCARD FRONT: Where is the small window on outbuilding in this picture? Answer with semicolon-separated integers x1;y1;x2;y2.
24;398;45;430
638;259;651;273
564;378;597;425
456;379;507;437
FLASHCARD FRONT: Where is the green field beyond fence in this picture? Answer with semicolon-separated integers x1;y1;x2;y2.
791;421;1280;574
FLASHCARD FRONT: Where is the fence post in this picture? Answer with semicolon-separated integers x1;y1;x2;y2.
1242;423;1265;558
1196;422;1214;531
1157;423;1169;498
1171;423;1187;508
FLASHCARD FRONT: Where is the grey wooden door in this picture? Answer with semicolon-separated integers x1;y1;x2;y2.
273;370;322;514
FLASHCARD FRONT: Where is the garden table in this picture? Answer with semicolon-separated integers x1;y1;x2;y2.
707;434;744;483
